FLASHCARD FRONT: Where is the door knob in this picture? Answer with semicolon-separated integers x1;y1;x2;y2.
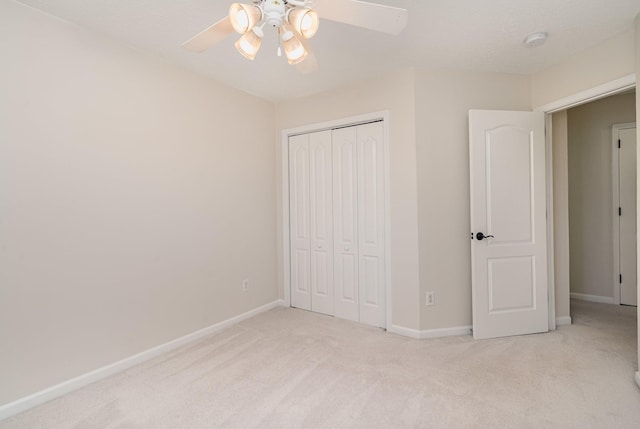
476;232;494;241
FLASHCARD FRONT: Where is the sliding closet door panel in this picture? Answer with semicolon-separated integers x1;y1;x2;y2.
332;127;359;322
289;134;311;311
309;131;334;316
357;122;386;328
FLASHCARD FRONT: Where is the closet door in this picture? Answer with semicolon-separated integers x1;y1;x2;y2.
332;127;360;322
289;134;311;310
309;131;334;315
357;122;386;328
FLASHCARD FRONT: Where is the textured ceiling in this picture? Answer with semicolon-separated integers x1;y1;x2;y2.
13;0;640;101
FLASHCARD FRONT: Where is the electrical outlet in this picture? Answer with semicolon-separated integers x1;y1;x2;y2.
242;279;249;292
426;291;435;306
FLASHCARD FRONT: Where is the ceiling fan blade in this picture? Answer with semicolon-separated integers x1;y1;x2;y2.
182;16;235;53
314;0;408;35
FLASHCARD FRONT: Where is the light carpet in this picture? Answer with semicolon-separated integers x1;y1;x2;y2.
1;299;638;428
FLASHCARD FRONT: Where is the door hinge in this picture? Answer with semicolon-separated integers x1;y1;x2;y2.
620;274;622;284
618;139;621;148
619;207;622;216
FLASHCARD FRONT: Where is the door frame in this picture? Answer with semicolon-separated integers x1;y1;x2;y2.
612;122;638;305
536;73;637;330
280;110;392;330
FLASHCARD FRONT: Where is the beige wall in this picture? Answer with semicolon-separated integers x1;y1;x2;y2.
552;111;571;320
0;2;277;406
532;31;635;108
275;69;422;330
414;70;532;330
567;93;636;299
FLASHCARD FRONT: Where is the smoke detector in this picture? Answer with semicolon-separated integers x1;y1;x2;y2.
524;32;547;48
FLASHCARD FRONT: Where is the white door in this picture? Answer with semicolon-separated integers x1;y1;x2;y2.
289;134;311;310
289;131;334;313
309;131;334;315
356;122;386;328
469;110;548;340
333;126;360;322
332;122;386;327
289;121;386;328
617;125;637;306
289;135;311;310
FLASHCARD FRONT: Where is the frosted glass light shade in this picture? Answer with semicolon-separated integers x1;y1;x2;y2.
235;27;264;60
229;3;262;34
288;8;319;39
282;32;308;65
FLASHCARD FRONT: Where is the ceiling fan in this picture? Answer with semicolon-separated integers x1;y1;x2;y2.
182;0;408;69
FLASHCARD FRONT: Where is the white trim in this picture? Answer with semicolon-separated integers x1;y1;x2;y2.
570;293;616;304
283;111;390;136
555;316;572;326
383;115;392;334
636;372;640;389
546;113;557;331
388;325;422;339
281;129;291;308
388;325;472;339
0;300;284;422
612;122;637;306
420;326;472;339
536;74;636;113
280;111;393;331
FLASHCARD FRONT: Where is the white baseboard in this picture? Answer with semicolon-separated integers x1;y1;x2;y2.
420;325;472;339
388;324;422;339
556;316;572;326
636;372;640;389
0;299;285;422
389;324;472;339
570;293;615;305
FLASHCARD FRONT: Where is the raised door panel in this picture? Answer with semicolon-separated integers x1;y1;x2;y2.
289;134;311;311
309;130;334;315
332;126;359;322
356;122;386;328
486;127;534;245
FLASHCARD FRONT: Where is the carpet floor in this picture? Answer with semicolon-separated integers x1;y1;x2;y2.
1;299;638;428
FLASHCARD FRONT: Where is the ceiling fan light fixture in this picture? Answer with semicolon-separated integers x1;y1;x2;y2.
229;3;262;34
281;29;308;65
235;26;264;60
288;7;320;39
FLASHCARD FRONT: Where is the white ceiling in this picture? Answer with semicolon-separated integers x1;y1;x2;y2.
14;0;640;101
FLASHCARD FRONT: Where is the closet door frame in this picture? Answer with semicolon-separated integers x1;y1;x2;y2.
281;111;391;331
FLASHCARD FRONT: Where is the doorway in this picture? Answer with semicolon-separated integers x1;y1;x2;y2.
564;92;637;308
536;74;637;326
